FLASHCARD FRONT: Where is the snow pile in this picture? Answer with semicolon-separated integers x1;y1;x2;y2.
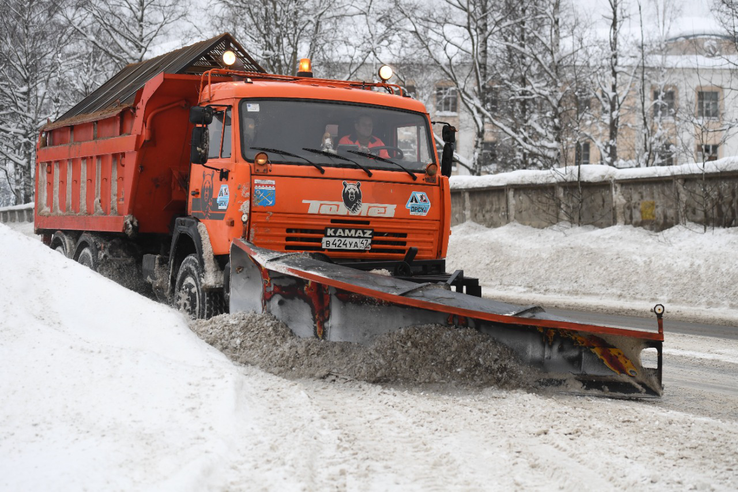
192;312;535;388
0;224;262;490
448;221;738;325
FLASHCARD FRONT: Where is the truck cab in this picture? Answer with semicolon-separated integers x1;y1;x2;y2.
188;71;453;275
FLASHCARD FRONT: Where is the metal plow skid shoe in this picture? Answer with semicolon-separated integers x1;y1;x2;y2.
230;240;664;398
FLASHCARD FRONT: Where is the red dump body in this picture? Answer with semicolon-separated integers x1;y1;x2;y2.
35;73;201;235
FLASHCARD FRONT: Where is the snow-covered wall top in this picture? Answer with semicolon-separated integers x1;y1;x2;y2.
450;157;738;189
0;203;34;212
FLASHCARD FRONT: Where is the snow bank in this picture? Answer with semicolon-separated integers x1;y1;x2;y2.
447;221;738;325
0;224;292;490
450;156;738;189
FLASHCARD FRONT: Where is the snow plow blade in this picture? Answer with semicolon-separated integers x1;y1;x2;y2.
230;240;664;397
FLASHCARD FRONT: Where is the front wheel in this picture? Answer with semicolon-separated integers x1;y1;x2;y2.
174;254;225;319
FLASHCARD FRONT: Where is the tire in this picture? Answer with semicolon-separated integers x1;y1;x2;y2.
174;254;225;319
50;231;75;258
76;245;98;270
74;234;100;271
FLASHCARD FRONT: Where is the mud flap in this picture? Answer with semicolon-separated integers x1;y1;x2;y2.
230;240;663;397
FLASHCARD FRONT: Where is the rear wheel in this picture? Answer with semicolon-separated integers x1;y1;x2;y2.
174;254;225;319
76;246;98;270
50;231;75;258
75;234;100;271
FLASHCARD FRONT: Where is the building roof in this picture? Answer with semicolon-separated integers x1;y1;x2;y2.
54;33;264;126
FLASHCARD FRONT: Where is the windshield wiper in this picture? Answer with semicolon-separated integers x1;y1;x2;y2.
250;146;325;174
347;150;417;180
303;147;373;177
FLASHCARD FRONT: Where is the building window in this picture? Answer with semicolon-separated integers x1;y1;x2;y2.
480;141;497;168
575;142;590;165
697;91;719;118
697;144;719;162
653;90;675;118
657;142;674;166
436;86;458;113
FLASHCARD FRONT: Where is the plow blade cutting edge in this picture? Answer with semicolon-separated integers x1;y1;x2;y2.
229;240;664;397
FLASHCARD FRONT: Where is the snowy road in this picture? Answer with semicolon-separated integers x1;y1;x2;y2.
545;307;738;419
547;307;738;339
657;334;738;422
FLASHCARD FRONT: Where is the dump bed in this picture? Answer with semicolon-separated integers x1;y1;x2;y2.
35;73;203;235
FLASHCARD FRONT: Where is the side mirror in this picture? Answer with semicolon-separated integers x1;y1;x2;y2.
190;126;209;164
442;124;456;144
441;124;456;177
190;106;214;125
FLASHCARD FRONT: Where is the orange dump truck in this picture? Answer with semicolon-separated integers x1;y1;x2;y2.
35;34;664;397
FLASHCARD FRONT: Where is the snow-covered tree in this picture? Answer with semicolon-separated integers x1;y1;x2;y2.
495;0;577;171
714;0;738;49
320;0;408;80
634;0;681;167
212;0;360;76
65;0;190;68
585;0;637;167
0;0;72;205
396;0;589;173
396;0;518;174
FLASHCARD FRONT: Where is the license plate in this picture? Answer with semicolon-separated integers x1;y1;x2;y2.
321;237;372;250
322;227;373;251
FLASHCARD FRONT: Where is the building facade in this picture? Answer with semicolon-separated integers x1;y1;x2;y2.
413;33;738;173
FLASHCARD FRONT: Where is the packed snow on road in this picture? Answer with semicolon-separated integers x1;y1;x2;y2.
1;221;737;491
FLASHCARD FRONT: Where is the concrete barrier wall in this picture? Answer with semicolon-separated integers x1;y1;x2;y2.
0;204;33;224
450;171;738;231
4;171;738;231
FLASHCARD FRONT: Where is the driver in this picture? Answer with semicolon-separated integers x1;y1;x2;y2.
338;115;390;158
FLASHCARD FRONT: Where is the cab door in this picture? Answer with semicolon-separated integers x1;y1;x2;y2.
189;106;235;254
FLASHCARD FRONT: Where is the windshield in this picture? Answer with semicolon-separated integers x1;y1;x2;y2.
239;99;435;172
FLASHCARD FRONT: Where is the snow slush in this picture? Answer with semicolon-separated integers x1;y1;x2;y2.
190;312;539;389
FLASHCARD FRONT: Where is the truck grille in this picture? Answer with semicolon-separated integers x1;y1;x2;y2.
252;214;438;259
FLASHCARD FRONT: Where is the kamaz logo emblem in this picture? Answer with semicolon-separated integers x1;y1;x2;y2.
324;228;373;238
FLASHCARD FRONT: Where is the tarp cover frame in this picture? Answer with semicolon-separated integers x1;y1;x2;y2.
53;33;264;127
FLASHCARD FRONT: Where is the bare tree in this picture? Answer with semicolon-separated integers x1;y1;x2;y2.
396;0;524;175
213;0;358;76
396;0;591;173
674;74;738;230
633;0;682;167
65;0;190;68
586;0;637;167
714;0;738;49
0;0;72;205
321;0;407;80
